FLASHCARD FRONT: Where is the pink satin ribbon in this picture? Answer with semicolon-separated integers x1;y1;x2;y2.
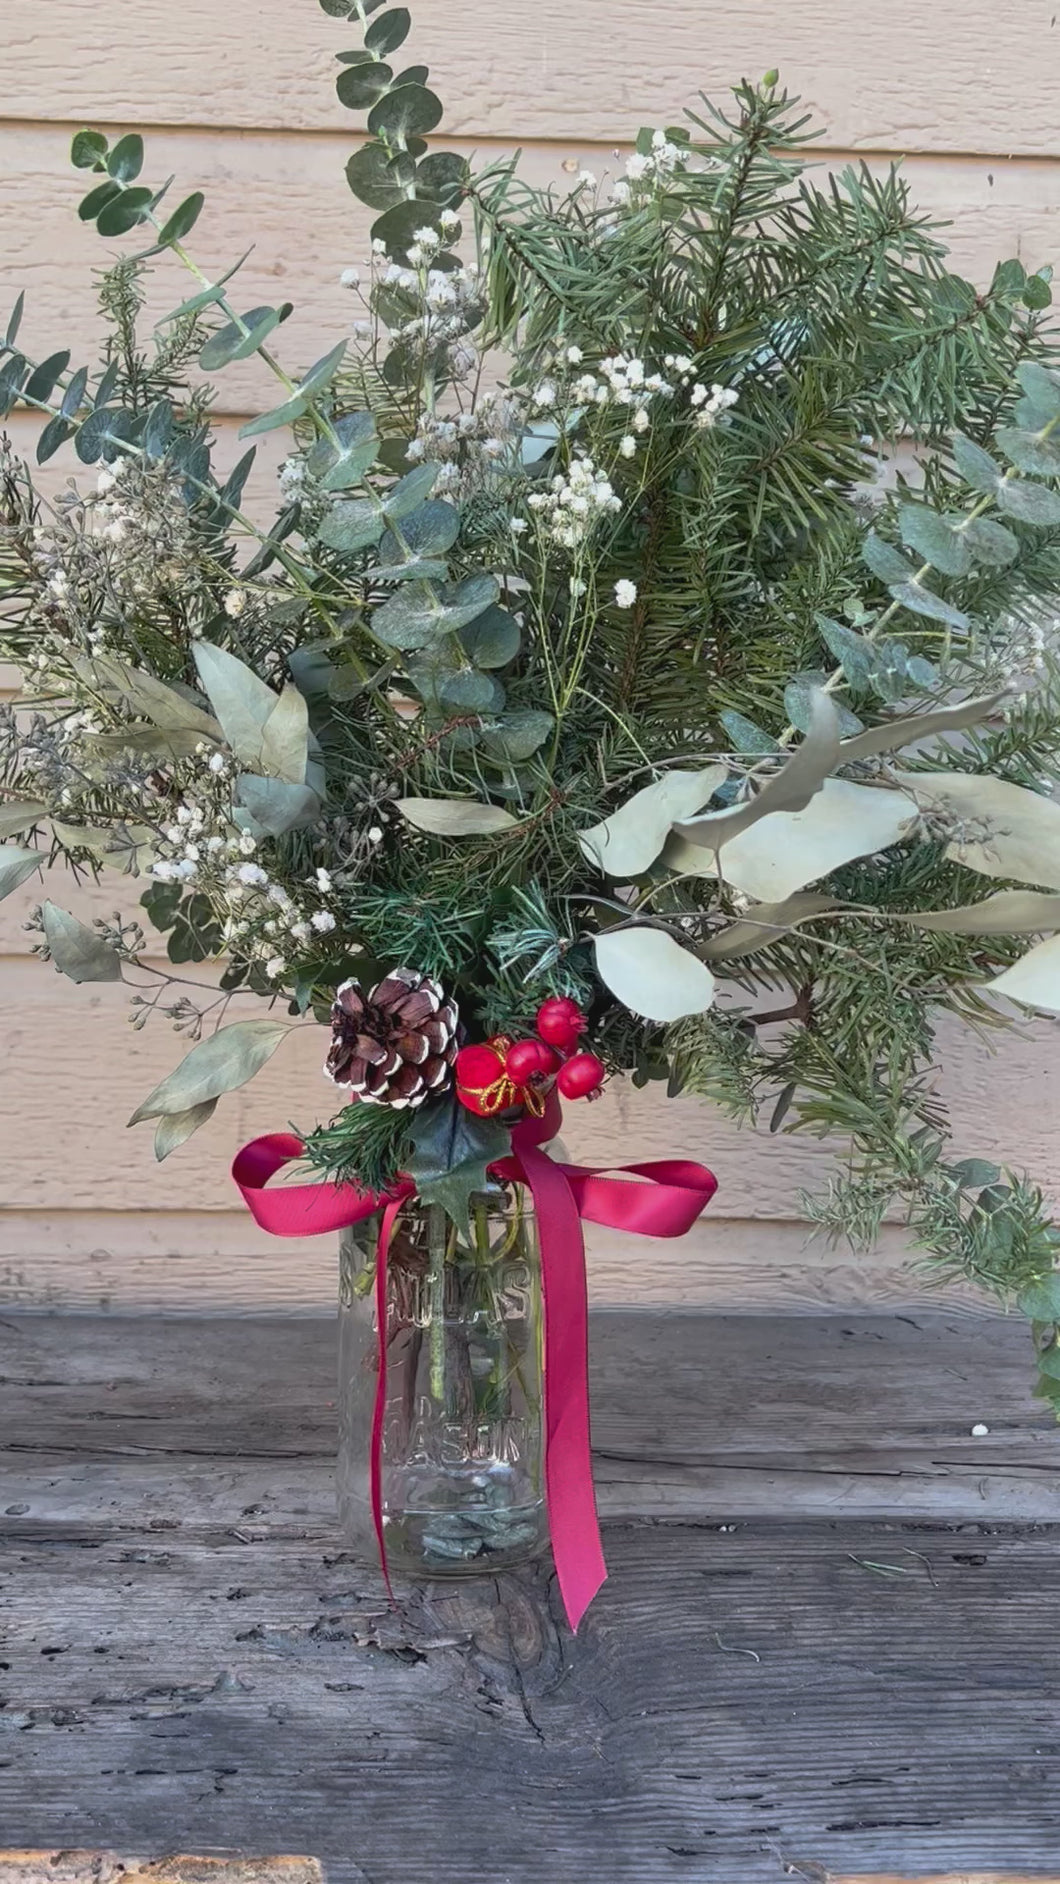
231;1099;717;1630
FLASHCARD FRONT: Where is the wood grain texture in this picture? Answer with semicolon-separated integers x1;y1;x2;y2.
4;125;1054;419
2;1310;1059;1881
1;1311;1054;1523
4;0;1060;152
0;1863;323;1884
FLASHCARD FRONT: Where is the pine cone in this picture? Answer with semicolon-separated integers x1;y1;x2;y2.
325;968;459;1109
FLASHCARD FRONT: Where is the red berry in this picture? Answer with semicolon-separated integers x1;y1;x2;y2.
556;1052;606;1100
455;1042;507;1115
505;1038;556;1083
535;996;587;1049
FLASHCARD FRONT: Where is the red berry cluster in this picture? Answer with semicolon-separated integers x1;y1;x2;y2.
454;999;605;1119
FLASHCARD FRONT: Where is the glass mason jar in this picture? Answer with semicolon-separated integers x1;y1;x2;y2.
337;1182;549;1578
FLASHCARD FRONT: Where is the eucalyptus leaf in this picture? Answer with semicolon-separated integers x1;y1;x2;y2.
996;479;1060;526
384;462;439;518
336;61;393;109
862;530;916;585
674;689;841;851
41;900;122;982
0;802;47;840
106;133;144;182
311;411;379;490
482;708;554;762
986;933;1060;1012
84;653;221;742
24;351;71;405
718;708;779;755
156;192;205;246
579;767;727;878
193;640;282;767
952;432;1003;495
51;821;156;874
367;84;444;145
259;683;310;784
345;143;417;211
416;150;467;206
78;181;122;223
1018;1272;1060;1320
438;669;505;712
670;778;917;902
129;1018;291;1123
961;515;1020;567
459;605;521;668
96;187;154;238
365;7;411;54
838;691;1006;762
199;307;284;372
60;366;90;418
699;893;840;960
397;798;520;835
1015;360;1060;415
236;774;322;835
298;338;348;399
71;129;108;170
379;497;459;558
238;393;310;438
995;427;1060;479
899;504;972;578
888;581;970;631
0;845;43;901
316;497;384;553
899;771;1060;890
154;1098;219;1162
895;890;1060;935
594;926;716;1023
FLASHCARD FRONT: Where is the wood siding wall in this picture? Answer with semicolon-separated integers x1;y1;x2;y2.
3;0;1059;1313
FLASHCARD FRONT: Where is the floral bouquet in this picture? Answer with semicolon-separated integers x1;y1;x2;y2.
5;0;1060;1616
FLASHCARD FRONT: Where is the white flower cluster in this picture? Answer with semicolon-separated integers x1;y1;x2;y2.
690;380;740;429
526;453;622;550
611;130;687;205
405;393;519;498
145;749;346;980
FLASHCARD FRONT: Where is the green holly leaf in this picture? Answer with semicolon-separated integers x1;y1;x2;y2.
407;1093;511;1235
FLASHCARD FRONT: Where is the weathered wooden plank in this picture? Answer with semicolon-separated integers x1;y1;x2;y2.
0;1863;324;1884
2;123;1057;419
0;1312;1054;1524
3;1309;1058;1876
3;1514;1060;1880
4;0;1059;153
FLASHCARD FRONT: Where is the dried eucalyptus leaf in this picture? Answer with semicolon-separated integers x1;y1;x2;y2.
396;797;519;835
236;774;322;835
82;653;221;742
699;893;841;959
895;890;1060;935
154;1099;219;1162
41;900;122;982
838;692;1007;763
193;640;280;768
0;802;47;841
986;934;1060;1012
678;778;917;902
259;683;309;785
594;926;716;1023
898;771;1060;889
0;845;43;901
673;689;841;851
579;767;727;878
128;1019;291;1123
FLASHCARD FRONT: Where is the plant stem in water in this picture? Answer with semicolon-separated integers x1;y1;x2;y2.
428;1202;448;1405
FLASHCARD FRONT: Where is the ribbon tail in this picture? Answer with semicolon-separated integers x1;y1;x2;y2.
372;1195;404;1610
518;1139;607;1632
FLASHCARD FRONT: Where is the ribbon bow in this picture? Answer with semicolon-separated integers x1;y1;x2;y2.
232;1096;716;1630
